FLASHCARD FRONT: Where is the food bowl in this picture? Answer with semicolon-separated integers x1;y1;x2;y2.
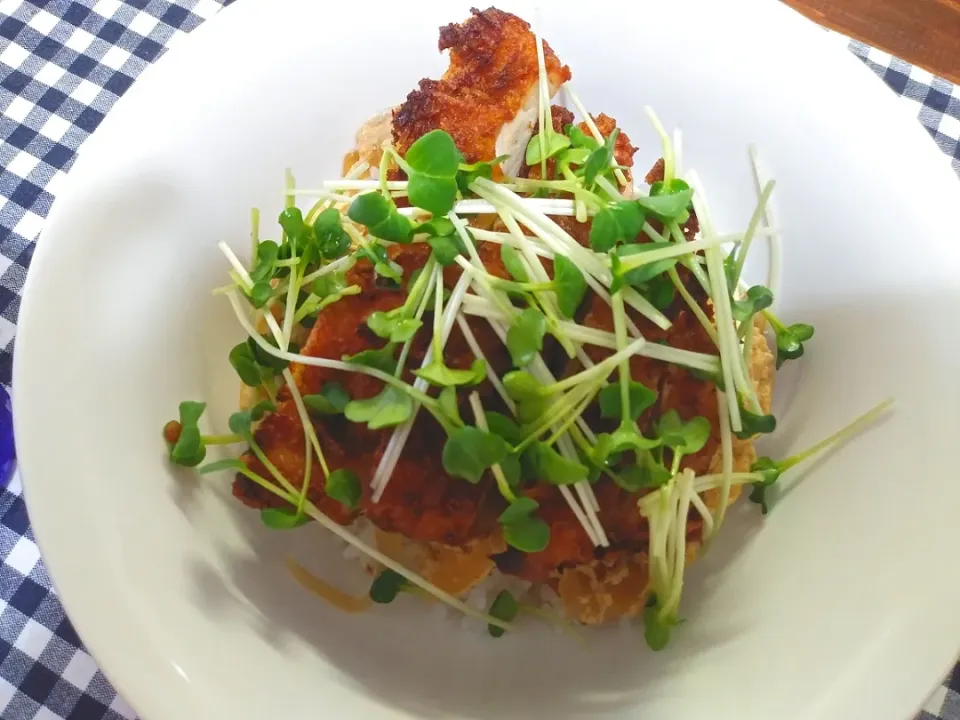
13;0;960;718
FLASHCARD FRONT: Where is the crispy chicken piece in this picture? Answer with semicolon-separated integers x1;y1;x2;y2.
232;400;361;526
393;7;571;176
363;413;506;547
556;320;775;625
494;273;722;583
237;239;512;547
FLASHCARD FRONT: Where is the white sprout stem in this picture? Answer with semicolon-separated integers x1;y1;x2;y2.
565;86;628;187
250;208;260;264
731;179;775;287
473;309;604;547
472;178;608;280
280;253;300;351
455;315;515;414
534;32;549;180
284;188;355;204
645;107;674;184
595;174;626;201
289;254;355;292
667;223;713;296
321;180;408;191
559;484;600;547
298;500;511;631
459;296;719;373
668;268;718;345
453;216;607;543
689;171;762;414
468;228;555;258
218;242;287;346
749;146;782;300
614;235;730;270
469;392;515;503
673;128;683;179
398;198;580;218
712;386;735;535
394;261;439;379
473;178;672;330
663;470;695;614
690;491;714;535
217;245;330;505
227;291;430;389
371;273;472;501
304;160;371;225
704;244;745;431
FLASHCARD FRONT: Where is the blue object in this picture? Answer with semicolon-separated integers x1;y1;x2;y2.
0;385;14;489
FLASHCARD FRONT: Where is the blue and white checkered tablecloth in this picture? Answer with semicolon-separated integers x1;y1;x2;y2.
0;1;958;718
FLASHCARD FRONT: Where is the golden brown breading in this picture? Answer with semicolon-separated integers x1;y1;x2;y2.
392;7;571;164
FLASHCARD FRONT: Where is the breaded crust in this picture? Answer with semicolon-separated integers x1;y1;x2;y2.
392;7;571;162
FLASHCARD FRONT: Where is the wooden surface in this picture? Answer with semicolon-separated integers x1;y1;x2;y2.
783;0;960;85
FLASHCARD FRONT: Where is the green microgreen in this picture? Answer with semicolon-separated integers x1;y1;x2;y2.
356;242;404;283
643;594;679;651
438;386;463;426
614;451;672;491
506;307;546;367
347;192;413;243
564;124;599;150
312;208;352;261
656;410;711;456
457;155;507;195
598;381;657;421
229;341;268;387
425;234;466;266
551;255;588;319
525;442;588;485
639;179;693;223
484;412;525;445
303;382;351;416
734;405;777;440
441;426;509;483
249;240;279;283
165;401;208;467
746;398;893;513
260;507;309;529
487;590;520;638
366;311;423;343
763;310;815;369
589;201;645;252
246;281;273;309
610;242;679;294
343;344;398;374
416;358;487;388
499;496;550;553
500;244;530;283
344;386;413;430
369;568;409;604
525;132;571;165
731;285;774;323
326;468;361;510
580;128;619;187
401;130;462;215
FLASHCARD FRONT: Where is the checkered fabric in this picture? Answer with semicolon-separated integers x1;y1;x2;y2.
0;2;958;718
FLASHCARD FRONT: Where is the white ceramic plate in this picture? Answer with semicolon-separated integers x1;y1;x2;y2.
13;0;960;718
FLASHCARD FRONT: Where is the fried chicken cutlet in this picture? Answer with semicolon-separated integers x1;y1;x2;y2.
393;7;571;177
